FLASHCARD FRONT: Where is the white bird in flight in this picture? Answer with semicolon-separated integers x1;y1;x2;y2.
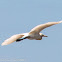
1;21;62;46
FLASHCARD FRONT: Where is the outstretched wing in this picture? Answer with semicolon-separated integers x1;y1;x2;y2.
1;34;24;46
30;21;62;34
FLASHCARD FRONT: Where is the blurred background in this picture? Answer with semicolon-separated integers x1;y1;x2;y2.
0;0;62;62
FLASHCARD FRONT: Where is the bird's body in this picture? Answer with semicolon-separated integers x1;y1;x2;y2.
17;33;42;40
27;33;42;40
1;21;62;46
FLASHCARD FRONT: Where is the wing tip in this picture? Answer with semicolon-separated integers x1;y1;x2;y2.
1;43;5;46
58;21;62;23
1;42;7;46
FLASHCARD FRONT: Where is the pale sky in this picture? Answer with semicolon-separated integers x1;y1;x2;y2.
0;0;62;62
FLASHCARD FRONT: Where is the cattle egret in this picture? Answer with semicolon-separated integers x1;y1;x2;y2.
1;21;62;46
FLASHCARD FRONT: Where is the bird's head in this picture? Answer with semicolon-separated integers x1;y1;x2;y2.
39;33;48;37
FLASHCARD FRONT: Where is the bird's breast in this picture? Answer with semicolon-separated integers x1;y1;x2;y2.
28;34;41;40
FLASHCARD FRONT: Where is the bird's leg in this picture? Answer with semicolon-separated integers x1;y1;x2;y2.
16;39;23;42
16;36;29;42
16;36;30;42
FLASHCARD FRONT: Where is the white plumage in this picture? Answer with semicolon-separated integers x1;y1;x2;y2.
1;21;62;46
